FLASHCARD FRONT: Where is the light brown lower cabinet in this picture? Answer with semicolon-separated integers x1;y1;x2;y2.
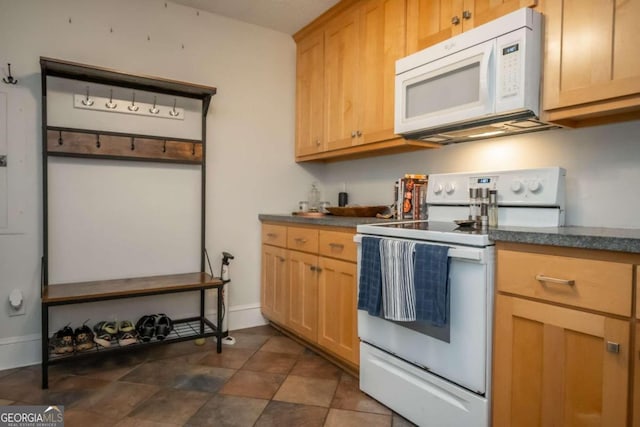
493;294;630;427
261;222;359;368
493;242;638;427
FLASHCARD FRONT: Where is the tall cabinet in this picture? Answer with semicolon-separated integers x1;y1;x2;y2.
40;57;223;389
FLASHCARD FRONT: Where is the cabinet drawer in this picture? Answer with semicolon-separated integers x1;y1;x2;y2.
497;250;632;317
262;224;287;248
319;230;356;262
287;227;319;252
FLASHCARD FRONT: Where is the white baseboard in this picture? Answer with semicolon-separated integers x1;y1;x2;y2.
0;333;42;371
0;304;268;372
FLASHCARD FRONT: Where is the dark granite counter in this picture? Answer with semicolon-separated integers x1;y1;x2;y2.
259;213;392;229
489;226;640;254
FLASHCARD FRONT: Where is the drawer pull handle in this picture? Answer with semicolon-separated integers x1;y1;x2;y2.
535;274;575;286
329;243;344;249
310;266;322;272
295;238;308;244
606;341;620;354
277;256;285;262
267;233;278;238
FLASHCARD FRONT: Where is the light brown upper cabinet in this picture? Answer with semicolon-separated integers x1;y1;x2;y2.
542;0;640;127
406;0;536;54
296;31;325;157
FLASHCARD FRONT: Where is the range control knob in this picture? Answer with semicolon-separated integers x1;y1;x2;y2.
510;180;523;193
432;183;443;194
528;179;542;193
444;182;456;194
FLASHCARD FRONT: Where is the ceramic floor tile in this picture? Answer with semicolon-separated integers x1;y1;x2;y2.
172;365;236;393
331;372;391;415
197;347;257;369
228;332;271;350
272;374;338;407
392;412;418;426
289;351;342;380
127;388;211;424
324;408;392;427
242;350;298;374
259;336;305;355
74;380;160;418
118;360;184;387
219;370;285;400
254;400;328;427
114;417;181;427
146;339;215;361
0;367;21;379
235;325;281;336
46;376;113;409
185;394;269;427
63;408;120;427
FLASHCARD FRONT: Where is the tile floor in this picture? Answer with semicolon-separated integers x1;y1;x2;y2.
0;325;416;427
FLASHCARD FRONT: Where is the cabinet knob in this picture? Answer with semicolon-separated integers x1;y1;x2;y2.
462;10;472;20
315;139;320;146
451;15;460;25
351;131;357;138
606;341;620;354
356;130;362;137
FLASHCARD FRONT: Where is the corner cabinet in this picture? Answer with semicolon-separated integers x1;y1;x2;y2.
40;57;223;389
260;222;359;370
492;242;638;426
542;0;640;127
294;0;440;162
406;0;537;54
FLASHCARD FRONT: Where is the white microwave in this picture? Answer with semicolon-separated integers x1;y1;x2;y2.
395;8;554;144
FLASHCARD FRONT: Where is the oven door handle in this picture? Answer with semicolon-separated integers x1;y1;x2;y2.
354;235;485;262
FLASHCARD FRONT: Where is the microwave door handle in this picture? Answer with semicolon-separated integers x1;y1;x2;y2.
478;41;496;111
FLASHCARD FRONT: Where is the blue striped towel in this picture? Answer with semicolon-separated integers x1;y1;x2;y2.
380;239;417;321
357;236;383;316
414;243;450;327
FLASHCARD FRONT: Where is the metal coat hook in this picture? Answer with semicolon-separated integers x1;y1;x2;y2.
81;86;94;106
96;134;101;149
2;63;17;85
105;89;117;109
128;92;139;112
58;131;63;146
149;96;160;114
163;140;167;153
169;99;179;117
131;137;135;150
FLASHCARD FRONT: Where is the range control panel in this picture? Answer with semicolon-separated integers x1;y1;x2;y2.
427;167;566;207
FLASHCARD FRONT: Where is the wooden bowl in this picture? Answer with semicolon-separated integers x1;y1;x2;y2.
325;205;388;217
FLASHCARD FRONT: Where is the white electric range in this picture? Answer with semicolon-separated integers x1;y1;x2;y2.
356;166;566;427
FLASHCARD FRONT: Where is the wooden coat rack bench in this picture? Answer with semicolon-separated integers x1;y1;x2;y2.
40;57;219;389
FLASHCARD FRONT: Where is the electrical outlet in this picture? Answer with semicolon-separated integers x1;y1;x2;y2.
8;302;25;316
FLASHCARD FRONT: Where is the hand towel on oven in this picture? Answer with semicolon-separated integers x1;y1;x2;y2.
357;236;383;316
380;239;417;321
414;243;450;327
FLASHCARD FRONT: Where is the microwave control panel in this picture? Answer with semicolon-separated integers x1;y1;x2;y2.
500;41;522;98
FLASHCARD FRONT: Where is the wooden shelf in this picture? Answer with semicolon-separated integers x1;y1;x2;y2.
40;57;216;113
42;272;223;306
47;127;203;164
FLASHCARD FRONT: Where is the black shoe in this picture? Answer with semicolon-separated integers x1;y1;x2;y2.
155;314;173;340
74;323;95;351
136;315;156;342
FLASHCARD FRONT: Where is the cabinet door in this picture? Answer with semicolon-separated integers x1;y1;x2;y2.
634;322;640;427
543;0;640;117
261;245;288;325
317;257;359;365
493;294;630;427
288;250;318;342
324;6;360;151
406;0;535;54
357;0;406;145
296;31;325;157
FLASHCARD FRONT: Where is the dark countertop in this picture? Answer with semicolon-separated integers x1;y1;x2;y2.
259;213;392;229
489;226;640;254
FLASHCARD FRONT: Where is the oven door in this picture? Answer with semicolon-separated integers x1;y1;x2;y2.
394;39;496;136
356;236;494;394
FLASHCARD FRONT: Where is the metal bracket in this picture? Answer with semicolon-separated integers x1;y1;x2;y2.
0;155;6;167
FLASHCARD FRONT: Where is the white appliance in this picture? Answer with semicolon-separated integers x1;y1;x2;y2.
356;167;566;427
394;8;555;144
